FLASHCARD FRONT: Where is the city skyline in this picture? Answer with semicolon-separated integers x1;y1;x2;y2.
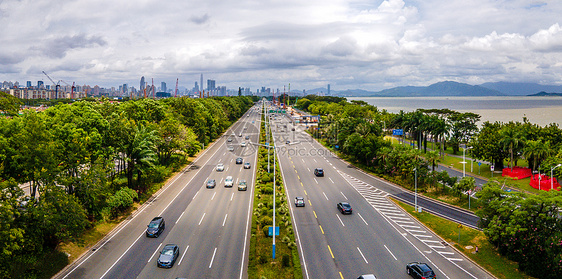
1;1;562;91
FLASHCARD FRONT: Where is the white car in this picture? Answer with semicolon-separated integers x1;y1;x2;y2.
224;176;233;187
241;142;246;147
216;163;225;171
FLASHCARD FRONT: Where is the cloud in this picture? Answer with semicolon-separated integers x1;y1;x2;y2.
190;13;210;25
33;34;107;59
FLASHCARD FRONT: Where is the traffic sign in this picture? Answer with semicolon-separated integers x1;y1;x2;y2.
268;226;279;236
393;129;403;136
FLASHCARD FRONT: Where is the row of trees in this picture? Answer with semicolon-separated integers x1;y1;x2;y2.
294;95;562;278
0;95;255;278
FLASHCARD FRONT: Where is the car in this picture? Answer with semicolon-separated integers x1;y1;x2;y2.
291;127;295;131
245;135;250;140
295;197;305;207
224;176;233;187
206;179;216;188
238;133;243;137
357;275;377;279
244;162;251;169
286;140;290;144
227;146;234;151
236;157;243;164
216;163;225;171
337;202;353;214
314;168;324;177
406;262;436;279
146;217;165;237
227;137;233;142
238;179;247;191
157;244;179;268
241;142;246;147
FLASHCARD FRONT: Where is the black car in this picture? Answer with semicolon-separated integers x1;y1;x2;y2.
314;168;324;177
406;262;436;279
245;135;250;140
157;244;179;268
337;202;353;214
236;157;243;164
146;217;165;237
206;179;216;188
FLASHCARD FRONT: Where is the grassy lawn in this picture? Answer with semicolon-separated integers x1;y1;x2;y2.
392;198;534;279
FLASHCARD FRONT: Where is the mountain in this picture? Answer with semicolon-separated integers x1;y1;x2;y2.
479;82;562;96
333;81;504;97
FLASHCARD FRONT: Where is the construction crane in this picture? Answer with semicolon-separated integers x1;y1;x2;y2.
42;71;61;99
60;80;76;99
174;78;179;97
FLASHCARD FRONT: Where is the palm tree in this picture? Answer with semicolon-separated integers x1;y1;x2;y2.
426;150;440;171
499;127;526;171
125;125;158;190
523;140;552;172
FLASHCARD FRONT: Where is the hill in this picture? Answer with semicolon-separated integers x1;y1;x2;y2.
479;82;562;96
333;81;504;97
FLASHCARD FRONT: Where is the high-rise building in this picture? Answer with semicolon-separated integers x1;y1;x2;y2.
200;74;203;94
194;82;199;93
123;84;128;95
37;80;44;89
161;82;167;93
207;79;215;91
26;81;32;88
140;76;145;91
327;84;330;95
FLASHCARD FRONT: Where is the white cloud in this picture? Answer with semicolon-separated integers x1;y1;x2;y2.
1;0;562;91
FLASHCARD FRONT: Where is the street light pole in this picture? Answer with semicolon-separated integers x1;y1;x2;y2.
414;168;418;211
551;164;562;190
272;140;276;259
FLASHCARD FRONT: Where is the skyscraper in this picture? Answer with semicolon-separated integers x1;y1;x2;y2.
140;76;145;91
161;82;167;93
207;79;215;91
26;81;32;88
327;84;330;95
200;74;203;94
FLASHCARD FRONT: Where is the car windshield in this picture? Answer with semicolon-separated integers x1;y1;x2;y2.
163;248;174;255
240;181;246;185
342;203;350;208
148;222;159;228
423;271;435;276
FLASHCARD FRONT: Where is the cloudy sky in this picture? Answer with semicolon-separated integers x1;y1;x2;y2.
2;0;562;92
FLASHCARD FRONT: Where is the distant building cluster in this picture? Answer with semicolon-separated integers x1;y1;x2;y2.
1;75;332;100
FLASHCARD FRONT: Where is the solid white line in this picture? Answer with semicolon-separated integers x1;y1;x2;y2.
209;247;218;268
148;243;163;263
230;192;234;201
340;191;348;200
193;191;199;200
314;178;318;184
222;214;228;226
358;213;369;226
384;245;398;261
336;214;345;226
198;213;206;225
176;211;185;224
178;245;190;265
323;192;329;200
357;247;368;264
99;231;144;279
329;177;334;183
211;192;216;200
313;159;317;163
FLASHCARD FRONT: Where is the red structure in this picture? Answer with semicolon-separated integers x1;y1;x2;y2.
502;166;532;180
530;174;561;191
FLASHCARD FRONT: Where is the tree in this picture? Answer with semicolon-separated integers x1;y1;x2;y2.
126;124;158;190
471;121;507;171
452;176;475;200
447;112;480;154
499;126;526;171
0;180;25;277
0;91;22;116
523;139;553;172
425;150;440;171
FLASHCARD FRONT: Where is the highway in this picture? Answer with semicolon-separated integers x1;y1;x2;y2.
268;106;493;279
56;103;263;279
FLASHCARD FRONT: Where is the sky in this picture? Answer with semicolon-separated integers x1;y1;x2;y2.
1;0;562;92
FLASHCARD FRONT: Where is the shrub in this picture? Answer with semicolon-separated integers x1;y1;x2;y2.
282;254;291;267
103;187;138;218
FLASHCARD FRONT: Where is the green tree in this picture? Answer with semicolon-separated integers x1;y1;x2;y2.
499;125;526;171
452;176;475;200
471;121;507;171
0;91;22;116
523;139;553;172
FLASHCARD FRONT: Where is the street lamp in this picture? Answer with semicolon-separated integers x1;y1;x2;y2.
551;164;562;190
413;168;418;211
462;146;472;177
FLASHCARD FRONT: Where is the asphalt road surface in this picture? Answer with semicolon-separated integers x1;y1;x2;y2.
269;105;492;279
56;104;263;279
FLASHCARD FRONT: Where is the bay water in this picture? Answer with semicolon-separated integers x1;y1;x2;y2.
347;96;562;127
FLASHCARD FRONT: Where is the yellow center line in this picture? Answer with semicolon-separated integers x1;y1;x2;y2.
339;272;344;279
295;169;298;174
327;245;335;258
319;225;324;234
313;211;317;218
297;175;300;180
308;199;312;206
300;182;304;187
304;189;307;196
